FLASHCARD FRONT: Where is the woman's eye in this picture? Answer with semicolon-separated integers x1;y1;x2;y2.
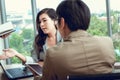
43;20;47;22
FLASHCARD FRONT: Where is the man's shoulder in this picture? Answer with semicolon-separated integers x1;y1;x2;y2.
46;42;68;55
93;36;112;41
92;36;113;46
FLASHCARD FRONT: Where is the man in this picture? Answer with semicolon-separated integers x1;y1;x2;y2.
41;0;116;80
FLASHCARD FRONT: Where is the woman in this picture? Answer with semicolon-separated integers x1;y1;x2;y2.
0;8;62;64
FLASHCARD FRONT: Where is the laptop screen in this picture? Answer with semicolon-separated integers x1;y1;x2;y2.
0;60;33;80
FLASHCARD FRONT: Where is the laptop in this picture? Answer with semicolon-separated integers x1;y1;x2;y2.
0;60;33;80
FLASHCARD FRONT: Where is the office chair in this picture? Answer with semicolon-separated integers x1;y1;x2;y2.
68;72;120;80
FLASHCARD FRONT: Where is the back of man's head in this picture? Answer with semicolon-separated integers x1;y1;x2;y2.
56;0;91;31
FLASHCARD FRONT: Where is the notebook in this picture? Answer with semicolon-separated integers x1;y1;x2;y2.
0;60;33;80
0;22;15;37
0;29;15;37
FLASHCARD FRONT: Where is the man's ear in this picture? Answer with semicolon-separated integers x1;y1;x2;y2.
60;17;65;30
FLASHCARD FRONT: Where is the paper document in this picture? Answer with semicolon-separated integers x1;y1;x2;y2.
0;22;15;36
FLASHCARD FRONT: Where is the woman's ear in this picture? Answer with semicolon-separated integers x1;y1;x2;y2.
54;20;57;25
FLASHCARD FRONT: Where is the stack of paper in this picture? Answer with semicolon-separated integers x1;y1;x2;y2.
0;22;15;36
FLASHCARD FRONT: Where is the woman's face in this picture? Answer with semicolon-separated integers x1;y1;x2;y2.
39;13;56;34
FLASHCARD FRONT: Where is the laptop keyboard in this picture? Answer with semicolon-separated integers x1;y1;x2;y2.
6;67;33;79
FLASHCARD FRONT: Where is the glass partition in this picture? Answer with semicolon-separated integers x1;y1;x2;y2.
110;0;120;61
83;0;108;36
5;0;34;63
36;0;62;10
2;0;119;63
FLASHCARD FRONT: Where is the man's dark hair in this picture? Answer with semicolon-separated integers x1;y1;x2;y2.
56;0;91;31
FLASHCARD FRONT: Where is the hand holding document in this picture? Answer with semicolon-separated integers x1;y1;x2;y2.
0;22;15;38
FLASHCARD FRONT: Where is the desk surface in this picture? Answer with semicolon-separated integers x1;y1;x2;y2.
0;62;44;80
1;62;120;80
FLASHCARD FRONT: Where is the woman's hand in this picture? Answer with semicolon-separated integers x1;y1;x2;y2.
0;54;9;60
0;48;18;60
0;48;19;60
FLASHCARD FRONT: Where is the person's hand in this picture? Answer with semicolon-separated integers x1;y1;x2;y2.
38;61;44;67
0;33;10;38
0;48;18;60
1;48;18;59
0;54;9;60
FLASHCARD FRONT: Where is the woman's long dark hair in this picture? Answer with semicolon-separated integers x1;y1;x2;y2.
34;8;58;53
